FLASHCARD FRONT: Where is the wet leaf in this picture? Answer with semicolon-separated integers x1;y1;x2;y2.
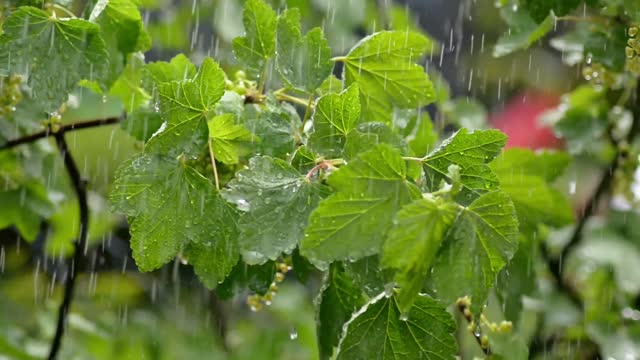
316;263;365;360
422;128;506;199
429;191;519;307
342;31;435;123
301;144;419;265
208;114;256;165
146;57;225;157
0;7;109;111
308;84;361;157
223;156;329;264
276;8;332;92
232;0;277;76
493;6;554;57
335;292;457;360
382;197;459;312
111;153;238;273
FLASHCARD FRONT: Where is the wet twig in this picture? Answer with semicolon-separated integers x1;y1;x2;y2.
47;131;90;360
456;297;491;356
0;116;121;151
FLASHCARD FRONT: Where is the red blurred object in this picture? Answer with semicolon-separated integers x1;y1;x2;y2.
490;91;564;150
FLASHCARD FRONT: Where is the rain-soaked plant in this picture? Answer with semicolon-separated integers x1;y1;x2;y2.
0;0;640;359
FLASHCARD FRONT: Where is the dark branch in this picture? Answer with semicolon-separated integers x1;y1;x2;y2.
0;116;121;151
47;131;90;360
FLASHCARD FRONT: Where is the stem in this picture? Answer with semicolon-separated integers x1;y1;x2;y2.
208;138;220;190
302;95;314;124
402;156;425;162
0;117;121;151
48;132;90;360
457;298;490;356
330;56;347;62
51;4;76;18
274;92;313;108
258;63;268;95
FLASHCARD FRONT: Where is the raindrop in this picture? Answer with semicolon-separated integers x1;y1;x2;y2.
289;328;298;340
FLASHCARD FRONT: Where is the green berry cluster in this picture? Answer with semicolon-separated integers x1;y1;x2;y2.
246;259;292;312
0;75;23;117
225;70;262;103
582;62;619;87
626;26;640;75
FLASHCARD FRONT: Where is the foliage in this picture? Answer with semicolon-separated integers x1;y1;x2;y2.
1;0;640;359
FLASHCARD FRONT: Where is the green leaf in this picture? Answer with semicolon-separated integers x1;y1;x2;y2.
243;100;301;158
522;0;581;23
496;235;537;322
343;122;406;159
0;183;52;241
342;31;435;123
308;84;361;157
393;110;437;158
344;255;395;297
118;54;197;142
90;0;149;86
301;144;419;266
208;114;256;165
276;8;332;92
0;6;109;112
110;53;151;113
216;260;277;299
493;7;554;57
490;149;574;230
147;57;225;157
145;54;197;84
382;197;459;312
182;201;240;289
90;0;148;54
223;156;329;264
422;128;506;198
232;0;277;76
316;263;365;360
335;293;457;360
111;153;238;272
316;75;343;96
429;191;519;307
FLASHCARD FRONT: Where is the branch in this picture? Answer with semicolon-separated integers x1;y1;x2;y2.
0;116;121;151
544;84;640;308
48;131;90;360
456;297;491;356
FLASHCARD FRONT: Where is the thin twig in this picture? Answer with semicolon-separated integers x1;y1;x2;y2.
302;95;314;124
208;139;220;190
0;116;121;151
456;297;490;356
274;92;314;108
48;131;90;360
